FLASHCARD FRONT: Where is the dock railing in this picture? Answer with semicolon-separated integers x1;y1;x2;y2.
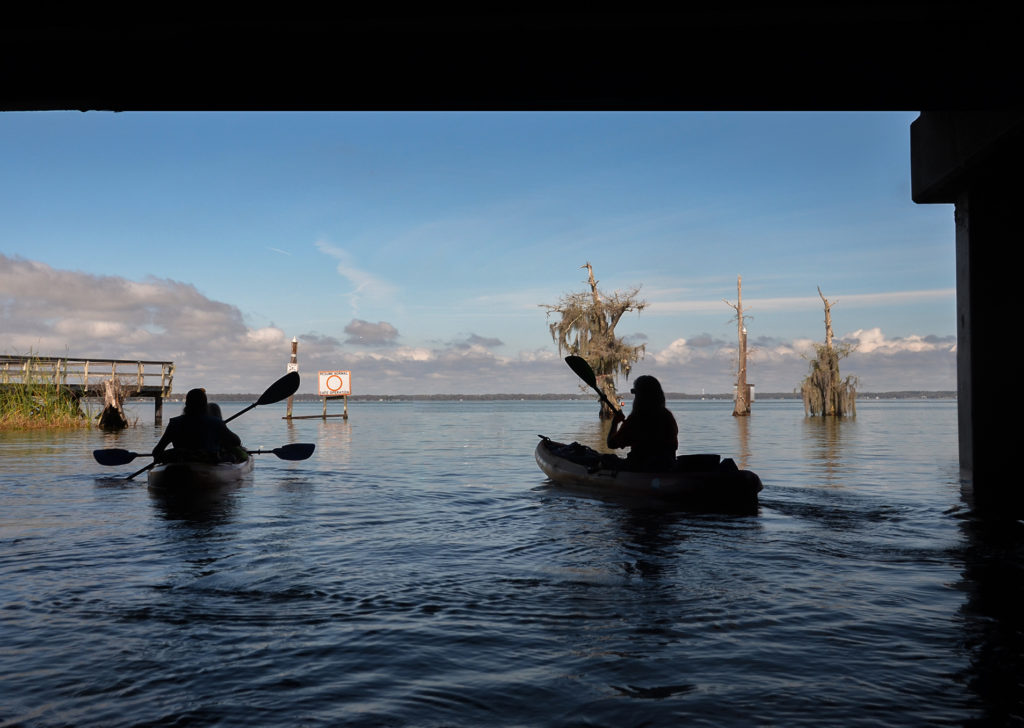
1;356;174;420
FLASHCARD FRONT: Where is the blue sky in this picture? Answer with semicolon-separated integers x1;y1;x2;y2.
1;111;956;394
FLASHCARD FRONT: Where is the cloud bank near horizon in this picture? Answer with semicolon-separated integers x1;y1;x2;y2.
1;254;956;394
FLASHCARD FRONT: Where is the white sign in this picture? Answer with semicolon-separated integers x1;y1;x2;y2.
318;370;351;396
286;363;298;373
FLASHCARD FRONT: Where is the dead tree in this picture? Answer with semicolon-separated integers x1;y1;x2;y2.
97;378;130;430
801;286;857;417
724;275;751;417
541;262;647;419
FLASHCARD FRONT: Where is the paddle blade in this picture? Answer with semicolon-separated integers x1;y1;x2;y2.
247;443;316;460
257;371;300;406
565;355;598;389
224;372;301;423
565;355;619;413
274;443;316;461
93;448;142;466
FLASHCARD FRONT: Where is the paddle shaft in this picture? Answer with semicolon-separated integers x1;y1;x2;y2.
126;460;157;480
565;355;621;414
98;444;314;466
593;387;620;414
121;443;313;479
224;402;256;423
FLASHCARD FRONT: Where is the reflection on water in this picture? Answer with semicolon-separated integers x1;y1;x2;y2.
734;414;751;470
148;481;248;524
311;417;354;465
4;398;1021;726
559;413;614;453
801;415;848;486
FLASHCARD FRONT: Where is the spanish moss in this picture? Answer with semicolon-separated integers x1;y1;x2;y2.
801;287;857;417
541;262;646;419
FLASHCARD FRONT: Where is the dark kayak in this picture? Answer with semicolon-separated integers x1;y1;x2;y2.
148;455;254;490
535;436;762;512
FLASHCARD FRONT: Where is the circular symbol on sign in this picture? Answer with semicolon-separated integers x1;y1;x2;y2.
326;375;344;392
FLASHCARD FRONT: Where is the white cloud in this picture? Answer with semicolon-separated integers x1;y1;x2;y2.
845;327;955;354
648;288;956;315
246;327;287;345
314;240;399;314
343;319;399;346
650;338;696;365
0;253;957;395
1;253;275;391
628;328;955;394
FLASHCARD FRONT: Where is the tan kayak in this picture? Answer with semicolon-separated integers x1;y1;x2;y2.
535;436;762;512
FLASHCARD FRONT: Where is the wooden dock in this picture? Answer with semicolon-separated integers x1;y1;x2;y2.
1;355;174;421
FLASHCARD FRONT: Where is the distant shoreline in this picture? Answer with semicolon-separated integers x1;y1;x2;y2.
143;391;957;403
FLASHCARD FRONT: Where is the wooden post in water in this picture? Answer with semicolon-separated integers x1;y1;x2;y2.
98;378;129;430
285;337;298;420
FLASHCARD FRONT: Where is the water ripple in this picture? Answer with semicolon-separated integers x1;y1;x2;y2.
1;399;998;726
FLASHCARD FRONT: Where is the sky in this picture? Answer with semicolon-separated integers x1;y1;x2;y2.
1;111;957;396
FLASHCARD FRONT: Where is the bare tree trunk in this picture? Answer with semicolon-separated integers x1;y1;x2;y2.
819;286;834;350
597;374;618;420
583;262;606;342
585;261;619;418
726;275;751;416
98;378;129;430
818;287;836;415
733;276;750;416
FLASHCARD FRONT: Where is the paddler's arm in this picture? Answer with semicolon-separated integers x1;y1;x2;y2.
152;421;174;460
219;422;242;448
606;409;627;449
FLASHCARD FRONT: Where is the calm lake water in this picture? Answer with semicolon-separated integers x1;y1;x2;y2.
2;398;1021;726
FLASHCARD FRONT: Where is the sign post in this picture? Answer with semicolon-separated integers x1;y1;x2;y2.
318;370;351;420
285;337;298;420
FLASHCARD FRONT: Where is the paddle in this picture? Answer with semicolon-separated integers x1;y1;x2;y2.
564;355;621;414
117;372;303;480
94;442;315;466
247;443;316;461
224;371;300;423
93;448;146;466
125;460;156;481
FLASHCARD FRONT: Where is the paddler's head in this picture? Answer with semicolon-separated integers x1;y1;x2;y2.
184;388;209;416
630;375;666;412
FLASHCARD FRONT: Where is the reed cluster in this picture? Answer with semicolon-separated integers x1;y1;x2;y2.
0;377;90;430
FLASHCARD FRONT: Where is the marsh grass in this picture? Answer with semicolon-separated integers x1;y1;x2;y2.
0;362;91;430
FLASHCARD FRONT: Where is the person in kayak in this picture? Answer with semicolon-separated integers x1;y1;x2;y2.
606;375;678;471
152;388;245;463
207;401;250;463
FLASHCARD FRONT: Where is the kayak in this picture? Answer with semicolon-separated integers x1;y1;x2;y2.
535;436;762;512
148;455;255;490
